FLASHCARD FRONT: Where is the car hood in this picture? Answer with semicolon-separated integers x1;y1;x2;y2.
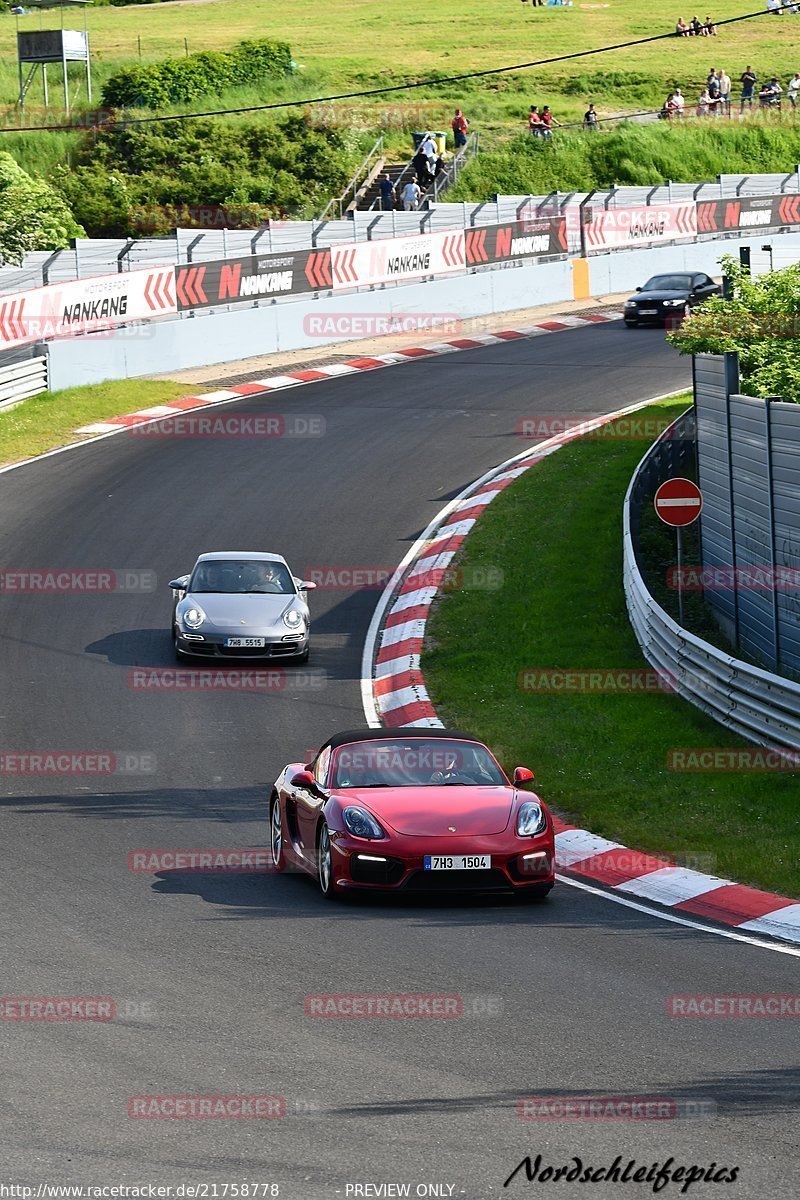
339;785;516;836
630;289;688;302
182;593;294;628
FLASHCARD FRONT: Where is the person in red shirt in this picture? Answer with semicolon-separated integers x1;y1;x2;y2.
451;108;469;148
528;105;544;136
540;106;562;138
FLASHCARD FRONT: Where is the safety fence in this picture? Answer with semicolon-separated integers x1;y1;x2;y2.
624;409;800;752
2;169;800;357
0;348;48;411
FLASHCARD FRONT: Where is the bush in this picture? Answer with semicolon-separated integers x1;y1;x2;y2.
54;114;367;237
0;151;83;265
668;256;800;404
101;39;293;109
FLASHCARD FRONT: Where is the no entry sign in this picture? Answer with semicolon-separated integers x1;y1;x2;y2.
654;478;703;527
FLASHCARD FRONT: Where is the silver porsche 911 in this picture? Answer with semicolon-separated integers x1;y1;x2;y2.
169;552;316;661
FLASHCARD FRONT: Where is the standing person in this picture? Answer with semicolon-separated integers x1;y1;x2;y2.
413;147;431;187
540;106;562;138
788;71;800;108
706;69;720;116
740;65;758;110
583;103;598;130
401;179;421;211
528;105;544;136
378;173;396;211
451;108;469;148
717;68;731;114
696;87;713;116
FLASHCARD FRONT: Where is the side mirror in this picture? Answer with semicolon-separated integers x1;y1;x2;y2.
513;766;535;785
299;581;317;591
635;286;642;292
291;769;317;790
168;577;189;590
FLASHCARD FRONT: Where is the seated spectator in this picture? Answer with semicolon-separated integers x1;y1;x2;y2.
767;0;782;12
781;0;798;11
704;15;717;33
759;77;782;106
690;14;705;33
675;17;690;35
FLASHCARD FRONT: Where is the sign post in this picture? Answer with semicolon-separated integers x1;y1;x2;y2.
654;477;703;627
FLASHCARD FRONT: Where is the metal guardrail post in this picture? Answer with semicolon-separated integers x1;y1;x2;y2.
186;235;203;264
41;249;61;287
116;239;135;273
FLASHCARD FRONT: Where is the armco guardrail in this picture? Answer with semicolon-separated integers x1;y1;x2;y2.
624;410;800;753
0;352;47;411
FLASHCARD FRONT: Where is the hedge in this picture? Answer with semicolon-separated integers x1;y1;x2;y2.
101;39;293;109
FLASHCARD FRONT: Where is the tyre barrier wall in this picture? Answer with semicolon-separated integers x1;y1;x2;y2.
624;410;800;752
0;345;48;411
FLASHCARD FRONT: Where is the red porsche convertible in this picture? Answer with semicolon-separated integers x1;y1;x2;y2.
269;728;555;900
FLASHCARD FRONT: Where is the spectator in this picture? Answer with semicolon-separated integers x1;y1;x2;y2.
759;77;782;108
401;179;421;211
782;0;798;11
740;66;758;109
704;15;717;33
675;17;690;35
671;88;685;116
717;68;731;114
378;173;396;211
412;148;429;187
420;134;437;161
788;71;800;107
707;68;720;105
583;103;598;130
540;106;562;138
528;105;544;136
690;14;705;33
766;0;782;12
696;87;717;116
434;153;446;178
451;108;469;149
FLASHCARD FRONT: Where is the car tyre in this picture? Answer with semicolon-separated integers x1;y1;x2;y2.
270;794;286;872
624;319;638;328
317;821;338;901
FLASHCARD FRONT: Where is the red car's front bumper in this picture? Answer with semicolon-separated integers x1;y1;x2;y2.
328;828;555;894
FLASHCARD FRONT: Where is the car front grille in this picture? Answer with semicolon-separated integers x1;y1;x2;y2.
402;867;511;893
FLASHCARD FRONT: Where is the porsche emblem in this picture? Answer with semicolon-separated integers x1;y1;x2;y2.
448;826;456;832
240;620;247;625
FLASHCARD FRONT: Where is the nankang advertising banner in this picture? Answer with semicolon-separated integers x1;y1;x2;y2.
584;203;697;252
0;266;176;351
465;218;567;265
696;193;800;235
330;230;465;289
174;248;332;311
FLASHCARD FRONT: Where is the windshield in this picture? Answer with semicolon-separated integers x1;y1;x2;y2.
190;559;295;594
330;739;507;788
642;275;692;292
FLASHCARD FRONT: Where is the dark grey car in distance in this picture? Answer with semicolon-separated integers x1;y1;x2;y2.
623;272;720;326
170;551;315;661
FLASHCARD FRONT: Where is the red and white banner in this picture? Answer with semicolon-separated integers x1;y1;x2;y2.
0;266;176;351
585;203;696;252
331;229;466;290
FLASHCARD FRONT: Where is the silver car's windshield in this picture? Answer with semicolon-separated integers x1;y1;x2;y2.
190;560;295;594
642;275;692;292
330;739;507;788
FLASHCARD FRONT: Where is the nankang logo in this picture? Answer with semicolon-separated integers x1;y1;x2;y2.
62;295;128;324
738;210;772;227
510;235;549;255
239;271;293;296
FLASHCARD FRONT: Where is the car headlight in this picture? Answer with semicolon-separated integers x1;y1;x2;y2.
516;801;547;837
283;607;305;629
183;606;206;628
624;301;636;308
663;299;685;308
342;806;386;840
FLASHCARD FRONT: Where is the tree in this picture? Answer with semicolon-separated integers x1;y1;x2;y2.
667;255;800;404
0;152;84;266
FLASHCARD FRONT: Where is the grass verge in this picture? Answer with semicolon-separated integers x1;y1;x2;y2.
423;396;799;898
0;377;185;467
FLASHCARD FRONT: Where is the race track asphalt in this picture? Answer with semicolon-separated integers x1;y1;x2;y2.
1;323;797;1198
